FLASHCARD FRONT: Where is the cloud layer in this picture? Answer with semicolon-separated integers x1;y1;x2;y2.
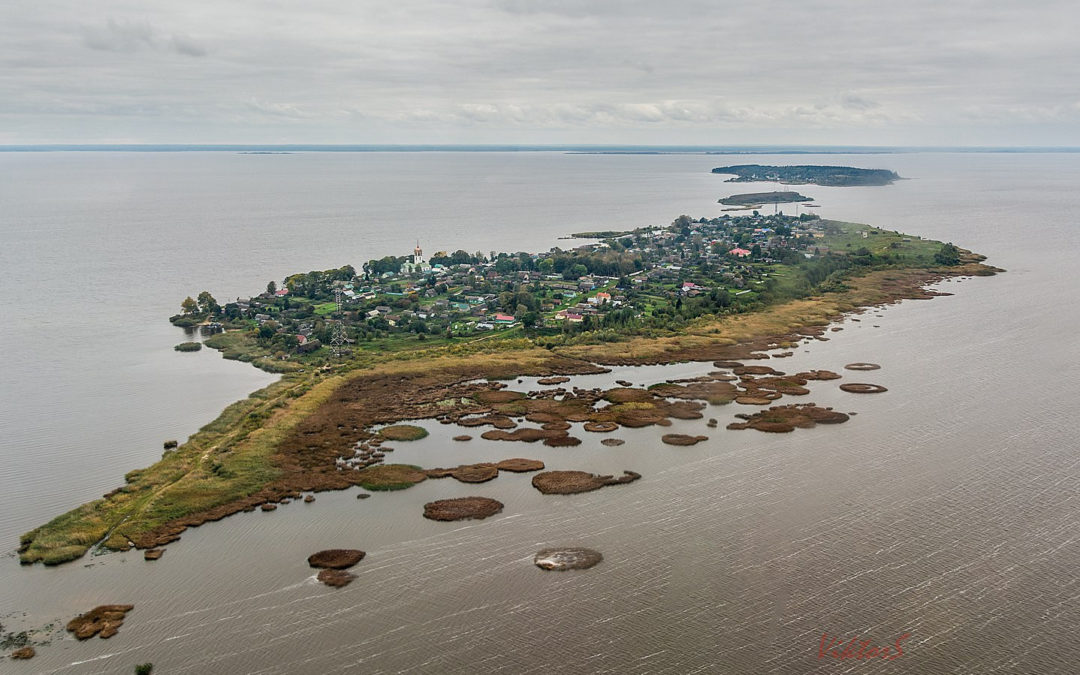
2;0;1079;144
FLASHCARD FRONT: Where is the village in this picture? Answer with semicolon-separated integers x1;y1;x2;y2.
175;210;899;358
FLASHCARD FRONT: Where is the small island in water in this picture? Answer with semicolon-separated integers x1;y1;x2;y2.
719;191;813;207
712;164;900;186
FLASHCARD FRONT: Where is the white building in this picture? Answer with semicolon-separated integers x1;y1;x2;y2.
400;241;432;276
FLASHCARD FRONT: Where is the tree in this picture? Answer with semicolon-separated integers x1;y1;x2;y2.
563;264;588;281
197;291;219;316
498;291;516;311
934;242;961;266
181;296;198;314
495;256;517;275
267;280;277;295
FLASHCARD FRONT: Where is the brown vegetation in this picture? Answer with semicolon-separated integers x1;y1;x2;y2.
537;376;571;385
733;365;782;376
661;434;709;446
544;435;582;447
796;370;842;380
839;383;888;393
531;470;641;495
727;404;850;432
307;549;366;569
450;463;500;483
481;428;564;442
456;414;517;429
495;458;545;472
354;464;428;491
541;421;571;431
473;390;527;404
423;497;504;521
583;421;619;433
67;605;134;640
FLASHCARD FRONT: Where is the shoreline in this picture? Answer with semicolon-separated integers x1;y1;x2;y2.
18;249;999;565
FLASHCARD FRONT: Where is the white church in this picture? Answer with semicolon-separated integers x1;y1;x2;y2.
400;241;431;276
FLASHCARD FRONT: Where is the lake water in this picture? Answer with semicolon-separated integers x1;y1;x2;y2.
1;151;1078;673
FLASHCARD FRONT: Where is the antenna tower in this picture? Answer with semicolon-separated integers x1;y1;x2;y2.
329;288;352;357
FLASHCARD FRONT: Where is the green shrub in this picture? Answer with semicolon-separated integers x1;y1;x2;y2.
174;342;202;352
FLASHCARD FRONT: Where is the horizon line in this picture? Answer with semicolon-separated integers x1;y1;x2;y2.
3;143;1080;153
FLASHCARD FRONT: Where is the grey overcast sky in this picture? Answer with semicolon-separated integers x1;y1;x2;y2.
2;0;1079;145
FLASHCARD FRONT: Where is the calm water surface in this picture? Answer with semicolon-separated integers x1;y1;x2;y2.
1;152;1077;673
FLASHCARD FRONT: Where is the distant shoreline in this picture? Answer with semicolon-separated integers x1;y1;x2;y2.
4;144;1080;153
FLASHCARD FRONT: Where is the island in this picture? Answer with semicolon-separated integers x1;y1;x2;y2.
18;207;999;566
712;165;900;186
719;191;813;207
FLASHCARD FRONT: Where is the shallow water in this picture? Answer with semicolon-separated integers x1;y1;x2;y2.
1;151;1078;673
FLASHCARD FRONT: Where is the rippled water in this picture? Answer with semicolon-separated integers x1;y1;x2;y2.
1;151;1078;673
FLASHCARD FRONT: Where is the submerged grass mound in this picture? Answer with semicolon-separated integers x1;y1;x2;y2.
317;569;357;588
378;425;429;441
534;547;603;571
844;363;881;371
174;341;202;352
840;383;888;393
